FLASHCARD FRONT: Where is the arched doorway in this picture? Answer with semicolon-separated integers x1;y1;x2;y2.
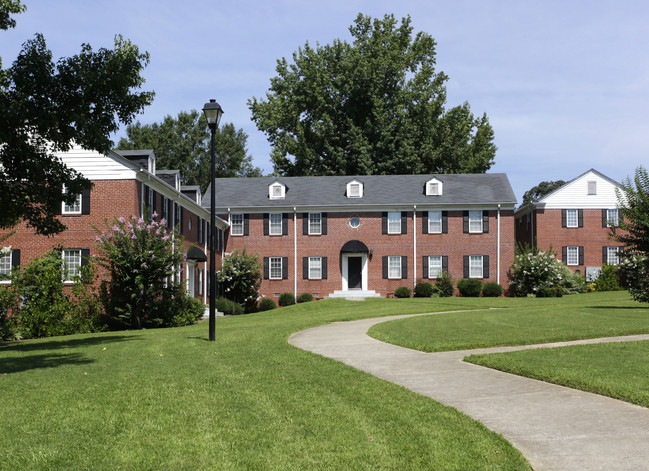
340;240;369;291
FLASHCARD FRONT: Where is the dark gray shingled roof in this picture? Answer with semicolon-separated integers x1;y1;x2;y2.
203;174;517;210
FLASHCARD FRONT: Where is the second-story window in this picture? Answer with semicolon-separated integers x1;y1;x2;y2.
566;209;578;228
62;185;82;214
469;210;483;233
231;214;244;236
428;211;442;233
387;212;401;234
606;208;619;227
308;213;321;235
269;213;283;235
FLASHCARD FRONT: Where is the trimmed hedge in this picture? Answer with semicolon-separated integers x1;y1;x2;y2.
414;282;434;298
482;282;503;297
278;292;296;307
297;292;314;303
457;278;483;297
394;286;412;298
258;297;277;311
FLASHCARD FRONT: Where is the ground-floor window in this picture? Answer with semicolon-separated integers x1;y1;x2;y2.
62;249;82;281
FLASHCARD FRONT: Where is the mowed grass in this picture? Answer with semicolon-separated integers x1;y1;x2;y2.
465;340;649;408
368;291;649;352
0;298;531;471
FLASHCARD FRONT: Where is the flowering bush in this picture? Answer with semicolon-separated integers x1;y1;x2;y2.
95;214;200;329
617;253;649;303
509;245;566;296
217;250;261;313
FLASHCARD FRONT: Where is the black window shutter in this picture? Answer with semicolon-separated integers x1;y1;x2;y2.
602;209;608;228
442;211;448;234
382;212;388;234
303;213;308;235
442;256;448;272
11;249;20;268
81;188;91;215
81;249;90;267
282;213;288;235
579;246;584;265
282;257;289;279
216;228;221;251
401;212;407;234
562;210;567;228
263;213;269;235
422;256;429;279
401;256;408;279
322;257;328;279
603;246;607;264
151;191;156;216
578;209;584;228
463;255;469;278
463;211;469;233
167;200;172;228
382;256;388;279
263;257;269;279
322;213;327;235
243;214;250;236
422;212;428;234
303;257;309;279
562;247;567;263
483;255;490;279
179;207;184;234
483;211;489;233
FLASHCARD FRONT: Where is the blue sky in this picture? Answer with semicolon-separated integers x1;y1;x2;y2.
3;0;648;201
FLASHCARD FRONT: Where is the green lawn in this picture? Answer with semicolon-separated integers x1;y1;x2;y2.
0;298;530;471
465;340;649;408
367;291;649;352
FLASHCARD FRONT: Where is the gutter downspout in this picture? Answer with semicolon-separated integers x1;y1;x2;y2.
294;208;297;299
413;205;417;289
497;204;501;285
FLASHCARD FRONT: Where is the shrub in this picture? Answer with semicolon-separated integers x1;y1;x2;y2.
595;264;621;291
508;244;565;296
278;292;295;307
393;286;411;298
297;292;314;303
151;294;206;327
536;286;564;298
414;282;434;298
617;253;649;303
217;249;262;313
258;297;277;311
457;278;483;297
482;282;503;297
559;265;586;294
434;271;455;297
214;297;243;315
0;285;19;340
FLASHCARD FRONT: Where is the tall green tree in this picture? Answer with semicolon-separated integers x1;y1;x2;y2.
521;180;566;206
117;110;262;193
249;13;496;176
0;1;153;235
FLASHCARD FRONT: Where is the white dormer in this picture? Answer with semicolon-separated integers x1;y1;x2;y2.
425;177;443;196
346;179;363;198
269;181;286;199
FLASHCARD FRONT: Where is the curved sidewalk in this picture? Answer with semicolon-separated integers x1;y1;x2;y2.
288;312;649;471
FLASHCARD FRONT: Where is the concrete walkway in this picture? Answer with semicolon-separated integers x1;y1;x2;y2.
288;311;649;471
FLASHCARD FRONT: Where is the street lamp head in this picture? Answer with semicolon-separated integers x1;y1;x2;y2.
202;99;224;131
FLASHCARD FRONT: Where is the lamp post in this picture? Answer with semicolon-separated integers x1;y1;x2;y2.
202;99;224;342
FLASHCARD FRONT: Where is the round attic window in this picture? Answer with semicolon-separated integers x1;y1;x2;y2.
349;217;360;228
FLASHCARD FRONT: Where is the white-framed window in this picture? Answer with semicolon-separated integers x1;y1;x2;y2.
269;213;283;235
62;249;82;282
428;211;442;234
428;256;443;279
162;197;169;223
588;181;597;195
469;210;483;233
349;217;361;228
606;208;619;227
607;247;620;265
197;268;203;295
388;256;402;279
566;209;579;228
347;180;363;198
231;213;244;236
62;185;81;214
309;257;322;280
566;246;579;266
269;182;285;199
425;177;443;196
387;212;401;234
0;251;11;277
469;255;483;278
308;213;322;235
269;257;283;280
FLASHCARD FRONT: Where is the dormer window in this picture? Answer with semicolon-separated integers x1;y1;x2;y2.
346;180;363;198
425;178;443;196
269;181;286;199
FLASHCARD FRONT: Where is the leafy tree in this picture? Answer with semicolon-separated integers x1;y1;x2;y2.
217;249;262;313
0;1;153;235
249;13;496;177
521;180;566;206
117;110;262;193
613;166;649;302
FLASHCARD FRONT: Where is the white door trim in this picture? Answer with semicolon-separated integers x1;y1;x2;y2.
341;252;368;291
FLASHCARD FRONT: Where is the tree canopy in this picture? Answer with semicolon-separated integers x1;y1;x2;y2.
116;110;262;193
0;1;153;235
521;180;566;206
249;13;497;177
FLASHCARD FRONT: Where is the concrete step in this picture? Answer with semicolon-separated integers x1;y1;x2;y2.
326;290;382;299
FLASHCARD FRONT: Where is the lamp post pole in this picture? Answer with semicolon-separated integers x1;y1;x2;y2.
202;99;223;342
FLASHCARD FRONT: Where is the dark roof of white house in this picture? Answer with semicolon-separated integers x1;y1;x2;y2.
203;173;517;210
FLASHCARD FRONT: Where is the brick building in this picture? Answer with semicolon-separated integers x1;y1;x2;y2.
0;145;228;306
515;169;625;281
204;173;517;299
